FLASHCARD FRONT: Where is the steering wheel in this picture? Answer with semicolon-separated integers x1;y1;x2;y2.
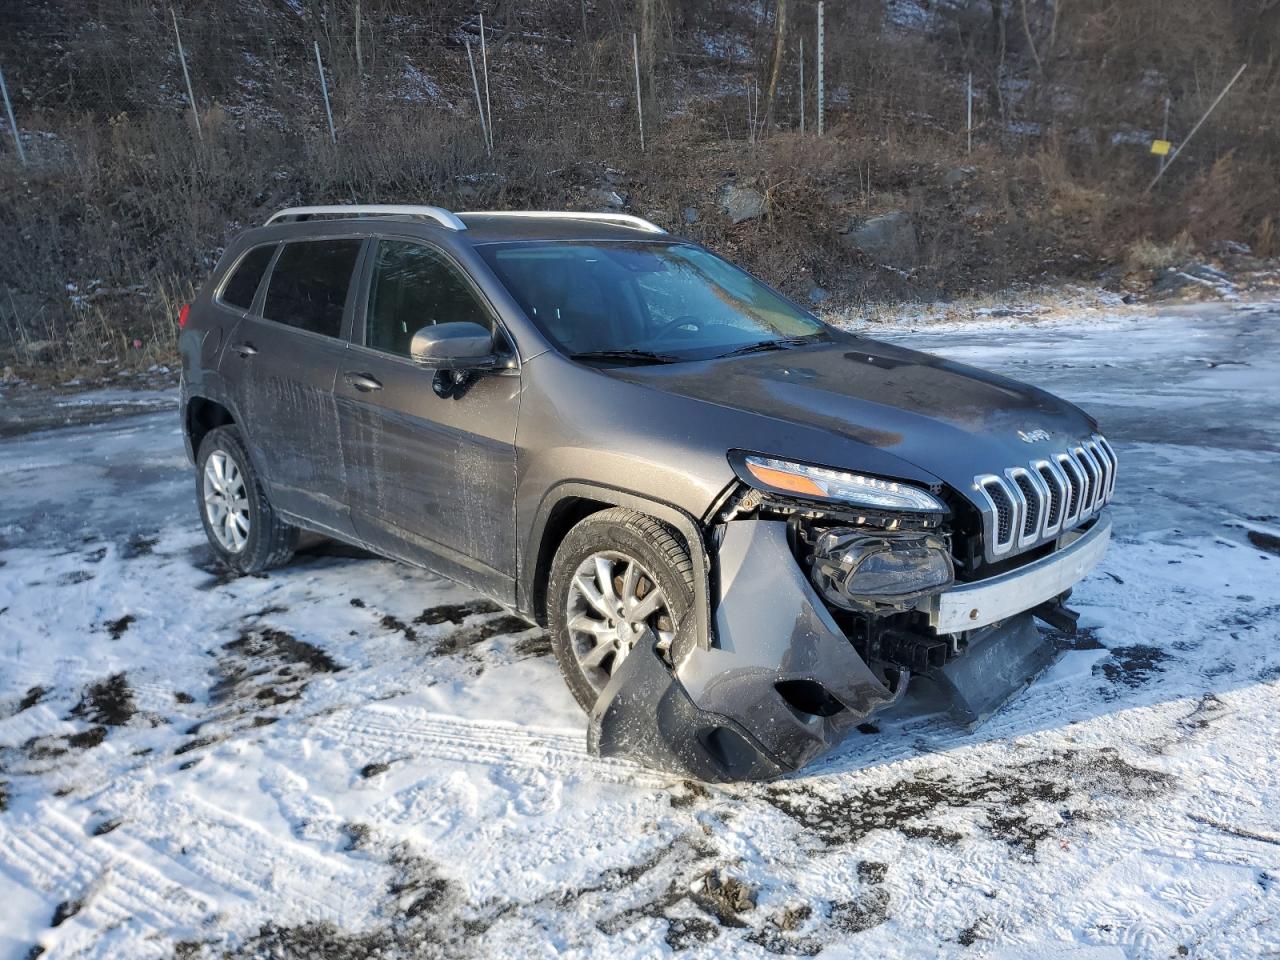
651;315;703;340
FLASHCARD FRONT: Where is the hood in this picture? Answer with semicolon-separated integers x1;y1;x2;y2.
604;333;1099;497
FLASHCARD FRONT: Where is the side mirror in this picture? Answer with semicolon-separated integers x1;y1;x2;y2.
410;322;497;370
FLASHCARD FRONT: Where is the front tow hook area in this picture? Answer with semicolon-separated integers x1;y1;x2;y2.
587;519;900;781
587;631;789;782
928;611;1059;729
1032;598;1080;635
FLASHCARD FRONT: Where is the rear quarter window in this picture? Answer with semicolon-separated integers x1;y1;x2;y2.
218;244;277;311
263;238;362;337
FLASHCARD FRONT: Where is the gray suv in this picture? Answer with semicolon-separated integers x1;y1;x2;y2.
179;205;1116;781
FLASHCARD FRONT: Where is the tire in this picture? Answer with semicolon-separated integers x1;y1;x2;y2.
546;507;695;712
195;425;297;574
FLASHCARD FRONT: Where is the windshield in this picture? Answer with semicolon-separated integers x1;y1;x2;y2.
477;241;828;362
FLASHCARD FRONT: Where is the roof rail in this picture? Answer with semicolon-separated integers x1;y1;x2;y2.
457;210;667;234
265;205;467;231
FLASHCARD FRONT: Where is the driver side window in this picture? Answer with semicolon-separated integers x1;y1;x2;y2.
365;240;492;357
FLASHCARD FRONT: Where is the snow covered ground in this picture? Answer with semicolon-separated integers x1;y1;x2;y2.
1;301;1278;959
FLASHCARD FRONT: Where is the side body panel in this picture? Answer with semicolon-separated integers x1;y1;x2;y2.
334;232;523;600
212;236;368;539
334;349;521;599
220;314;353;536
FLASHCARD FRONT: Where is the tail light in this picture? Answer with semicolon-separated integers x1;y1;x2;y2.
178;303;190;329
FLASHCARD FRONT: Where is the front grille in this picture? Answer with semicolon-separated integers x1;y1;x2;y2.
974;433;1117;562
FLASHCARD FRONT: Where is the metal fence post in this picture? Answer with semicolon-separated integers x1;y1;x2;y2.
479;13;493;151
171;10;202;142
0;66;25;165
1159;96;1171;174
313;40;337;144
966;71;973;154
466;42;491;155
633;32;645;152
799;37;804;134
816;1;824;137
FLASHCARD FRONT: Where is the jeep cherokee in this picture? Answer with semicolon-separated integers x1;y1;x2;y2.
178;205;1116;781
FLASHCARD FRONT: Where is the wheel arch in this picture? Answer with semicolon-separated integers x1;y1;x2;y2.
185;395;237;458
522;482;712;650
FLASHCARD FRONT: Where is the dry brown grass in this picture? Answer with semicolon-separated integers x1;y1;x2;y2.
1124;233;1194;271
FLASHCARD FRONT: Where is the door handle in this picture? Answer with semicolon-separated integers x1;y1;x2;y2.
343;372;383;392
231;341;258;357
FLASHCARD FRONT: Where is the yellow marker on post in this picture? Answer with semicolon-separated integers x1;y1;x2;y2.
1151;139;1172;156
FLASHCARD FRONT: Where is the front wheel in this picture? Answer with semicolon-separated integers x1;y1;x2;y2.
196;425;297;573
546;508;694;712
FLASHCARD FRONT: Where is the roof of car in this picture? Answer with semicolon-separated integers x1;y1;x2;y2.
252;206;680;245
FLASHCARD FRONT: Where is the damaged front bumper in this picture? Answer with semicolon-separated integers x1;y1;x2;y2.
589;512;1111;782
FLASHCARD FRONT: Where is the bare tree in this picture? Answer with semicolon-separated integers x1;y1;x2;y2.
1019;0;1042;79
353;0;363;76
763;0;788;133
988;0;1007;121
636;0;672;106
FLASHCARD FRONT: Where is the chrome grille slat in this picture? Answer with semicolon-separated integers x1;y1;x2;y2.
1004;470;1031;546
1073;447;1095;516
1033;458;1066;536
976;475;1017;557
973;434;1116;563
1096;436;1119;500
1075;445;1103;515
1057;453;1084;526
1086;441;1109;511
1008;467;1046;549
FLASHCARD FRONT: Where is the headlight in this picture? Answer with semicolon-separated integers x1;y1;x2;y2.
810;528;954;612
734;454;946;513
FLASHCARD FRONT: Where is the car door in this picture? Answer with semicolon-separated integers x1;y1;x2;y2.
220;236;364;539
336;237;521;600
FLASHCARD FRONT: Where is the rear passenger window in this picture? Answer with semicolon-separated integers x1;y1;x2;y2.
263;239;362;337
365;240;492;357
219;244;276;311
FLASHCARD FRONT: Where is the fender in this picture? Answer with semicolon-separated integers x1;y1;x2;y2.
522;481;713;655
179;380;258;471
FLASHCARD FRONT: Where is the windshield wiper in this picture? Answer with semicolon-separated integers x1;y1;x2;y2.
717;336;825;358
569;349;682;366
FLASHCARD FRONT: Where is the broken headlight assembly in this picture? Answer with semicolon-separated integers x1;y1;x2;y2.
809;528;953;613
729;452;954;614
733;454;948;513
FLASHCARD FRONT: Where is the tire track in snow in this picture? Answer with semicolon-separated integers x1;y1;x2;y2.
801;681;1112;779
0;789;386;953
310;703;671;787
0;807;210;954
1153;816;1280;868
117;792;387;921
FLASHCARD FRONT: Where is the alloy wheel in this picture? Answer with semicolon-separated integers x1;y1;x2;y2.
203;450;250;553
565;550;675;693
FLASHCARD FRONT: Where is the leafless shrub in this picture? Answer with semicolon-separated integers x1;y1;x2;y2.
2;0;1279;376
1125;234;1194;271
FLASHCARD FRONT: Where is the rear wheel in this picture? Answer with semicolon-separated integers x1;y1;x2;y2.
196;426;297;573
547;508;694;712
